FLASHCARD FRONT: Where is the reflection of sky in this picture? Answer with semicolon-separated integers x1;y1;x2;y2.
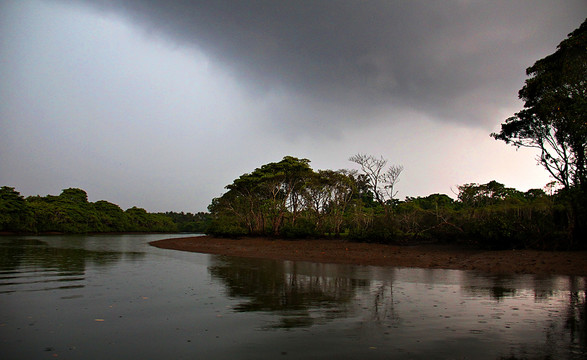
0;235;585;359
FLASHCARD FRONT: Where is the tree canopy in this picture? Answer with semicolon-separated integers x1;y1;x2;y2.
492;19;586;190
0;187;178;234
206;156;575;249
492;18;586;246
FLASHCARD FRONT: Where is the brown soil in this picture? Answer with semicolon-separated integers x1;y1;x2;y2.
149;236;587;276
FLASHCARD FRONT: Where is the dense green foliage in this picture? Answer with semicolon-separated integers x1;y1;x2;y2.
164;211;211;233
0;186;179;234
207;156;578;250
492;19;586;245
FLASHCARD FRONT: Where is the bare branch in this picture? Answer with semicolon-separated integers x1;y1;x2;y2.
349;153;403;207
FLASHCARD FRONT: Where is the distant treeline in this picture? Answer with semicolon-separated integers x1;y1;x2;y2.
207;156;585;250
0;186;209;234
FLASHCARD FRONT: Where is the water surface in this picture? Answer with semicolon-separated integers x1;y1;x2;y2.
0;234;585;359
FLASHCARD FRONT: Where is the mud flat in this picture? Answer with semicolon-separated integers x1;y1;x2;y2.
150;236;587;276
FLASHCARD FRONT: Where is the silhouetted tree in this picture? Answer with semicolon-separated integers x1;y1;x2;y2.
349;153;403;209
492;19;587;246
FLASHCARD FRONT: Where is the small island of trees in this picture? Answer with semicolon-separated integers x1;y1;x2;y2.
206;155;579;250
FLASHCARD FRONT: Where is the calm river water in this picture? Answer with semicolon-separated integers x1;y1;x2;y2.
0;234;585;359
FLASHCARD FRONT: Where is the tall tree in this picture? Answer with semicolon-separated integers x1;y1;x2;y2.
492;19;586;247
492;19;586;190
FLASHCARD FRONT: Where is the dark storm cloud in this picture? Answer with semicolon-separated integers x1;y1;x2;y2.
66;0;585;126
3;0;576;211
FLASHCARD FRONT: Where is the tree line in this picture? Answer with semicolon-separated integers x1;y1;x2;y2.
207;155;582;250
0;154;579;250
0;186;209;234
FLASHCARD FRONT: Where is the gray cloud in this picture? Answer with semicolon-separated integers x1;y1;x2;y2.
69;0;586;127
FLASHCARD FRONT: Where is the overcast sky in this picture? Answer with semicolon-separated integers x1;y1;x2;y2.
1;0;585;212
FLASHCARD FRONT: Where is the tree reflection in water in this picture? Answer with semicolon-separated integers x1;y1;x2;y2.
208;255;364;328
563;281;586;358
210;255;586;358
0;236;145;294
462;272;586;359
0;238;129;272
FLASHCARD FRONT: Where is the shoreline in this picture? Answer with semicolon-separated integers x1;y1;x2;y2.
150;236;587;276
0;231;178;236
